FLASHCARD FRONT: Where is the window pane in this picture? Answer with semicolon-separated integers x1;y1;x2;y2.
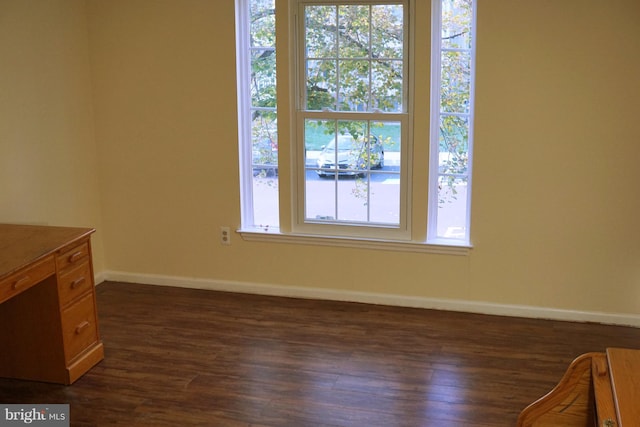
337;177;369;222
436;176;468;239
306;171;336;221
251;112;277;174
441;0;473;50
372;59;403;112
338;60;370;111
440;50;471;114
312;120;371;175
250;0;276;47
306;60;337;110
369;172;400;224
253;176;279;227
371;5;404;59
251;113;278;226
338;5;370;58
439;115;468;175
372;120;401;171
251;49;276;107
305;5;337;58
251;110;280;227
305;119;334;153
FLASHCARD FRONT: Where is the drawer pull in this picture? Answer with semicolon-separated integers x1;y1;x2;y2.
68;251;85;263
12;276;30;290
70;277;86;289
75;321;90;335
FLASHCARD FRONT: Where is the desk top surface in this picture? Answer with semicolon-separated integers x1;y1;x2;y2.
607;347;640;426
0;224;94;279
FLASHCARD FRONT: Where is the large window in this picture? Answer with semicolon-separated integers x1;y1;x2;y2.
236;0;475;248
295;1;409;240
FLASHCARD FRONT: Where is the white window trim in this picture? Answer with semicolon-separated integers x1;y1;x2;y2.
427;0;476;246
290;0;413;241
236;0;475;254
238;227;470;255
235;0;256;228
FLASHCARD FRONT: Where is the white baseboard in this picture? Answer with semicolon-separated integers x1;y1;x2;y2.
99;270;640;328
95;271;109;287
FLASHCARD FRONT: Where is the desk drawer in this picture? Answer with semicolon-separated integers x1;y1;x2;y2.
0;256;55;304
62;292;99;362
58;261;93;307
57;241;90;272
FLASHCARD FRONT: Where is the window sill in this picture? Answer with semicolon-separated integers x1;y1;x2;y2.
238;228;472;256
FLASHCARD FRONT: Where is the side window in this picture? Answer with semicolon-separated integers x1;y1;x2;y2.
236;0;279;230
429;0;475;244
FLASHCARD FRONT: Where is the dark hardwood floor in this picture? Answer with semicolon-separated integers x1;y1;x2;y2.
1;281;639;426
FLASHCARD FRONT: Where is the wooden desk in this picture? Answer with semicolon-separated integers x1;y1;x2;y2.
517;348;640;427
0;224;104;384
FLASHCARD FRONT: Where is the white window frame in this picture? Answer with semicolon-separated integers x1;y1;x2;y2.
236;0;280;231
427;0;476;246
290;0;413;241
236;0;473;255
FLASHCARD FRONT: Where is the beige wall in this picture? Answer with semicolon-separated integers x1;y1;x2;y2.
0;0;104;271
472;0;640;314
2;0;639;321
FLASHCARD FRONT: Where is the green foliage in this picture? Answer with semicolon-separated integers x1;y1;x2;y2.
438;0;473;201
304;4;404;113
249;0;473;185
249;0;278;173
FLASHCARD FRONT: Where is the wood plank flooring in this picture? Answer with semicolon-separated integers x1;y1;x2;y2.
1;281;639;426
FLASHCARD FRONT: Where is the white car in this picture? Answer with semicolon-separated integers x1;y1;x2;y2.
316;135;384;177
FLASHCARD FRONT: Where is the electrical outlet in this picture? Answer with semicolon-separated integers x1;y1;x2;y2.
220;226;231;245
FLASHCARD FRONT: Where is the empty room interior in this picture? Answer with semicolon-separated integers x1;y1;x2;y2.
1;0;640;425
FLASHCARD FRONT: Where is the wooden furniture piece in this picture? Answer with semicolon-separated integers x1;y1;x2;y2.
517;348;640;427
0;224;104;384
